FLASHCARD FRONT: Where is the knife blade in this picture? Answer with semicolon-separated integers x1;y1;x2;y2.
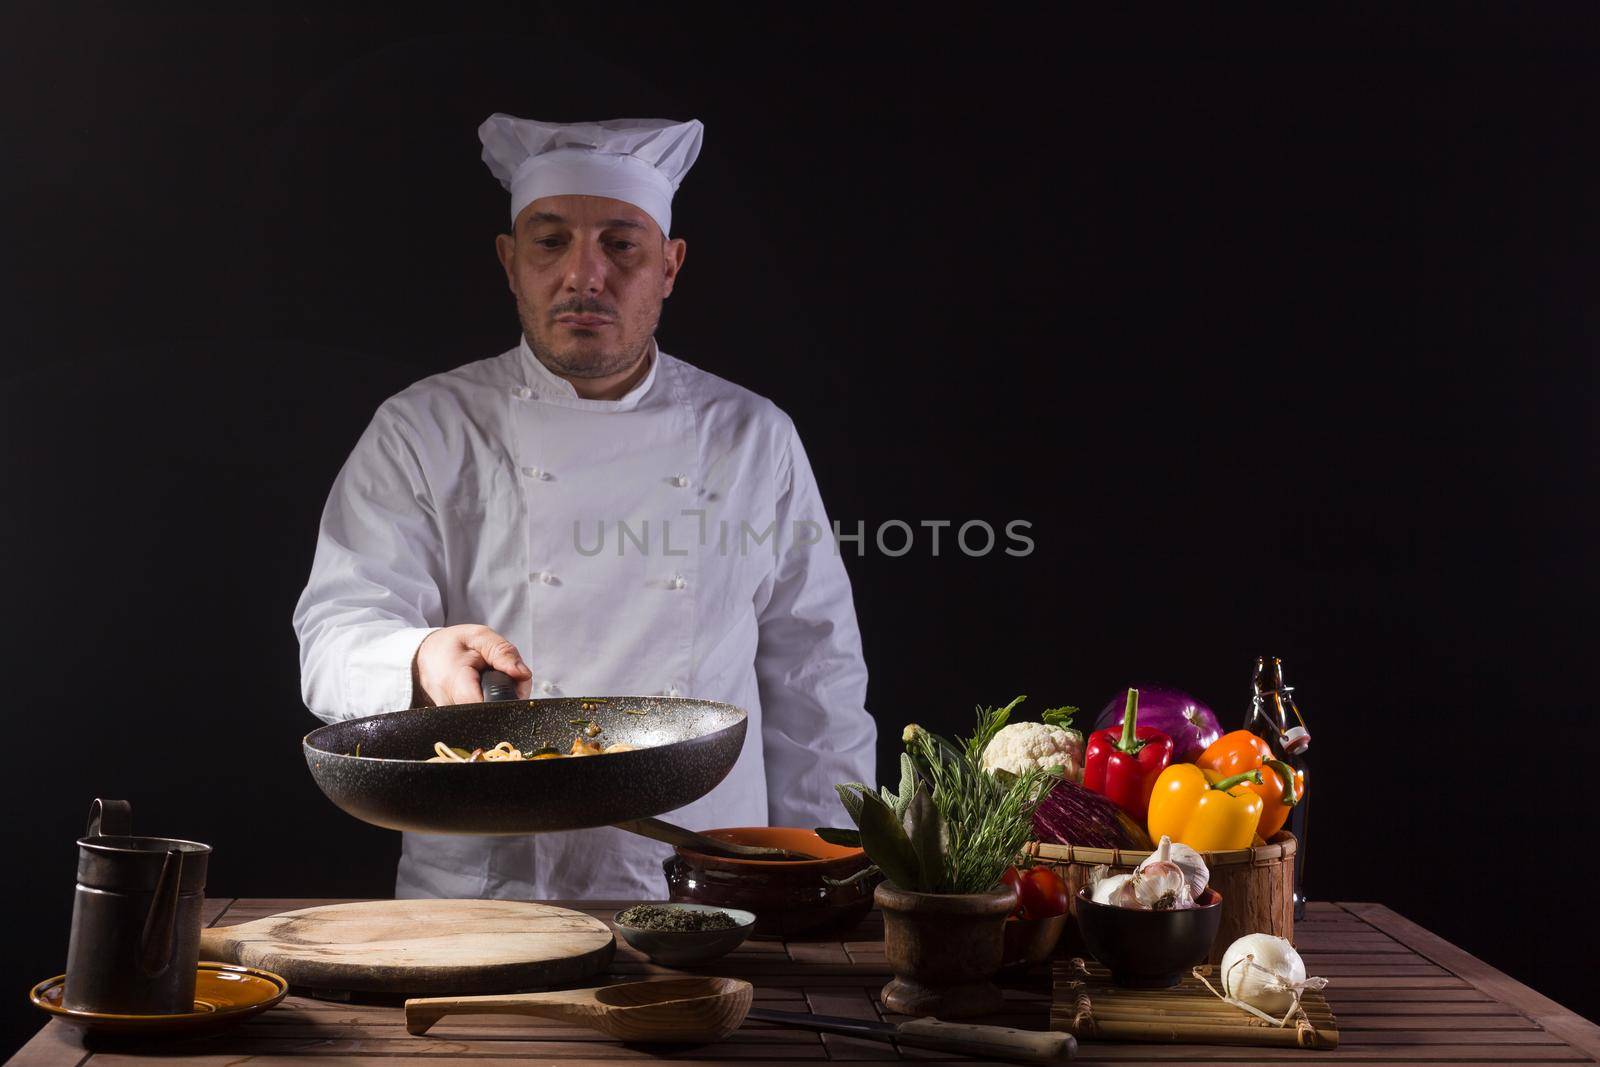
746;1008;1076;1064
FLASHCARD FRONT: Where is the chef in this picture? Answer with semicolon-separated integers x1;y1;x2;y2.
292;114;878;900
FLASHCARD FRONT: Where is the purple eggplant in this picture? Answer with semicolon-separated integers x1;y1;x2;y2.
1092;684;1222;764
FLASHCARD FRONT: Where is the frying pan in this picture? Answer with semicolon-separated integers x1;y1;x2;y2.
303;671;747;835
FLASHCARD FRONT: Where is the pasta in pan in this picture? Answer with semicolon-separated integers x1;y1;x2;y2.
426;737;643;762
428;741;530;762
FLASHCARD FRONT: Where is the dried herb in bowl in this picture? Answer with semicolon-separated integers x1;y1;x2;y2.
616;905;740;932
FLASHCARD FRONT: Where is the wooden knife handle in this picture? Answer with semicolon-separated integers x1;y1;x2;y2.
895;1017;1077;1064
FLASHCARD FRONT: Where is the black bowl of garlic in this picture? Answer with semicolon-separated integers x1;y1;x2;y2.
1077;836;1223;987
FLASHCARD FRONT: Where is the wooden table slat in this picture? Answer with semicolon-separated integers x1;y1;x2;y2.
803;986;890;1060
1322;989;1497;1003
9;898;1596;1066
196;898;234;928
787;942;851;966
1339;902;1600;1063
4;1025;86;1067
1337;1009;1536;1021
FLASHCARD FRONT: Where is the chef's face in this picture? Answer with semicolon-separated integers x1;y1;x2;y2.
496;195;686;380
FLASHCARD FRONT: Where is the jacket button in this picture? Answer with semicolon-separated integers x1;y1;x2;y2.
512;385;533;400
522;466;550;480
670;475;691;488
669;575;687;590
664;685;681;697
540;680;556;694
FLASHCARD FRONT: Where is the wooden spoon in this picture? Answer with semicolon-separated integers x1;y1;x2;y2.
404;976;752;1043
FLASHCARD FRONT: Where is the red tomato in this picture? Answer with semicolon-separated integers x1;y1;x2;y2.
1000;866;1025;912
1015;866;1069;919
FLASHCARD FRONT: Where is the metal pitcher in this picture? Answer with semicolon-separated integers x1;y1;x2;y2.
64;799;211;1014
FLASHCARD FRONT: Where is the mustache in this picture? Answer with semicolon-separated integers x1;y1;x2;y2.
549;300;617;318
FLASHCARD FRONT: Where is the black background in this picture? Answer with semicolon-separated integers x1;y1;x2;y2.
3;2;1596;1057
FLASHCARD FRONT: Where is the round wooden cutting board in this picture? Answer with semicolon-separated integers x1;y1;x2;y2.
198;899;616;994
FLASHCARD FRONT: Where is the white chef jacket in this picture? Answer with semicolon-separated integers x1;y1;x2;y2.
292;336;877;899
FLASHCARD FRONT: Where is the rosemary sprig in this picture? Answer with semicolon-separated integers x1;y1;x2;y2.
837;697;1060;894
904;701;1059;893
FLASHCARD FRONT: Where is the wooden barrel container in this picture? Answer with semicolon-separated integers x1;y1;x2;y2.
1022;831;1295;963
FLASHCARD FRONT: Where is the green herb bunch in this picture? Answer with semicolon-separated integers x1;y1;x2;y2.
832;696;1062;894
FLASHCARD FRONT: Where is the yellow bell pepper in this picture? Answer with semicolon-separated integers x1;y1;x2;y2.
1146;763;1265;851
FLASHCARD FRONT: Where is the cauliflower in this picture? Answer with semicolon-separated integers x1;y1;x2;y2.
981;721;1084;782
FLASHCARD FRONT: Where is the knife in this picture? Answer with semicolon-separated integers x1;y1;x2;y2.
746;1008;1076;1064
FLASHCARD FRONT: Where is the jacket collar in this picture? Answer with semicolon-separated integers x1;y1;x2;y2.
517;335;661;412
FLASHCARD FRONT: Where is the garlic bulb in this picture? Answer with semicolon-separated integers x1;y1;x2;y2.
1130;837;1195;910
1108;876;1142;909
1220;934;1308;1015
1087;864;1134;905
1091;872;1133;905
1137;835;1209;900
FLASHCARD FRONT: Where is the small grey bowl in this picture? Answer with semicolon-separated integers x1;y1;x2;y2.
612;903;757;966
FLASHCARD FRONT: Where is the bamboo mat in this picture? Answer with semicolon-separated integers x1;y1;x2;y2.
1052;956;1340;1050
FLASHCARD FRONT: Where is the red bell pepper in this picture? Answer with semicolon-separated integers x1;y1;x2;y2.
1083;688;1174;823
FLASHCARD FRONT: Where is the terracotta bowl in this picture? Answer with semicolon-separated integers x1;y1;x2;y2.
663;827;878;938
1074;885;1223;988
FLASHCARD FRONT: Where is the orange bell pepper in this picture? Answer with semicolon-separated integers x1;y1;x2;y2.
1196;730;1304;839
1146;763;1265;851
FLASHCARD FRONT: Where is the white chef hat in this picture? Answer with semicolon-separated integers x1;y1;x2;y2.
478;114;704;237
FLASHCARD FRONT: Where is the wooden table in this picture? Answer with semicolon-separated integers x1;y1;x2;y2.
12;900;1600;1065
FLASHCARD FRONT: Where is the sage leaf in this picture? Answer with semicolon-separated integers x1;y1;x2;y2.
857;789;921;891
836;783;867;826
903;784;947;893
894;752;918;817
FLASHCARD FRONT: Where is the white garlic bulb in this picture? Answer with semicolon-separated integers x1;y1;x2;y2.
1137;836;1209;900
1130;836;1195;910
1091;872;1133;905
1108;876;1142;909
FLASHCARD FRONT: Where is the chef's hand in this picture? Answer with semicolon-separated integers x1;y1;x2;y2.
411;625;534;707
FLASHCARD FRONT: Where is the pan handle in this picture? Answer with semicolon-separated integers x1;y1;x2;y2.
480;669;519;703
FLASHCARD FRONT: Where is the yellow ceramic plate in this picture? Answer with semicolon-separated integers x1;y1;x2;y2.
29;962;288;1034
